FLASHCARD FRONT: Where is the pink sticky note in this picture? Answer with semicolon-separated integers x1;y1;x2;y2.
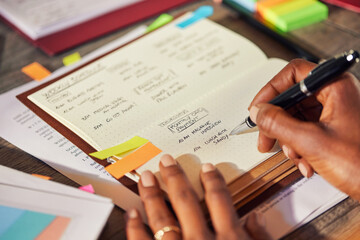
78;184;95;194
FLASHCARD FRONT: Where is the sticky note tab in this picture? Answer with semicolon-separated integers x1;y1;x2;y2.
36;216;71;240
78;184;95;194
146;14;174;32
32;174;51;180
177;5;214;28
21;62;51;81
105;142;161;179
62;52;81;66
90;136;149;160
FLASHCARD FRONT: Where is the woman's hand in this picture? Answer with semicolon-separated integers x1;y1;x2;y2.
126;154;270;240
249;59;360;201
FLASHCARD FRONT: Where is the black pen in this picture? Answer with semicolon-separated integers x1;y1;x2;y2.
230;50;360;135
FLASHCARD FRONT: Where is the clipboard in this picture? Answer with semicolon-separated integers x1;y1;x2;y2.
0;0;196;56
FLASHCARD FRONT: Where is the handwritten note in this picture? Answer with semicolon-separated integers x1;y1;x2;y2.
28;14;267;150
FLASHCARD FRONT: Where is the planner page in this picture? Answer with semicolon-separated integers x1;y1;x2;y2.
28;13;267;151
136;58;288;196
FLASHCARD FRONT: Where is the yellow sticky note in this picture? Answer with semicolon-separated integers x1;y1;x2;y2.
62;52;81;66
105;142;161;179
31;174;51;180
90;136;149;160
21;62;51;81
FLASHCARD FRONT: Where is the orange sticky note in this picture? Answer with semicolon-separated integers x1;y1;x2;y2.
32;174;52;180
21;62;51;81
35;216;71;240
105;142;161;179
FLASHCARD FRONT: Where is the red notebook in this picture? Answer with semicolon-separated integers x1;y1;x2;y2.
0;0;196;55
322;0;360;13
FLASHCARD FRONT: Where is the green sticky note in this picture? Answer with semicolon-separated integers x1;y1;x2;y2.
146;13;174;33
273;2;328;32
0;210;56;240
89;136;149;160
62;52;81;66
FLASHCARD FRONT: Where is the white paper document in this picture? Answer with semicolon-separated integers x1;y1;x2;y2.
0;165;114;240
245;174;347;239
0;27;148;218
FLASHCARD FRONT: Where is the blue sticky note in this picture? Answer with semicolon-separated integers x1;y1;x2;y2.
0;205;25;236
177;6;214;28
0;210;56;240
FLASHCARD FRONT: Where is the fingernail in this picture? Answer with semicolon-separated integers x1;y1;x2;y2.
282;145;289;158
256;212;266;227
161;154;176;167
202;163;216;173
298;162;309;178
249;106;259;124
141;170;156;187
128;208;138;219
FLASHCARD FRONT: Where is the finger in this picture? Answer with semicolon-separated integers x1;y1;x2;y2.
251;103;329;160
257;132;276;153
245;212;272;240
281;144;300;160
249;59;317;152
200;163;240;238
159;154;212;239
316;73;360;128
296;158;314;178
249;59;317;108
138;170;180;240
126;209;152;240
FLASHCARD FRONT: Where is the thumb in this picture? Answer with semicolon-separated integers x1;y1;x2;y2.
250;103;327;158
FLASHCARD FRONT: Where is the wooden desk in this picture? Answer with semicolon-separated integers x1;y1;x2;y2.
0;1;359;239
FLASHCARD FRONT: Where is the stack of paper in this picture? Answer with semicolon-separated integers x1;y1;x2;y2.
0;0;142;40
0;165;114;240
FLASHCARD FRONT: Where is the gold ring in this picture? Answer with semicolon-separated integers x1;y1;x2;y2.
154;225;181;240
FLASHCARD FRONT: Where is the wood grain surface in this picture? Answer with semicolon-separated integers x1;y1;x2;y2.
0;1;359;239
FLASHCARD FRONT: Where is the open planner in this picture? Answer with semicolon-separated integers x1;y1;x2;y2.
17;12;297;207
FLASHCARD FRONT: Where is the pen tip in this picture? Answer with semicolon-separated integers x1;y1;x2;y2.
229;121;249;135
